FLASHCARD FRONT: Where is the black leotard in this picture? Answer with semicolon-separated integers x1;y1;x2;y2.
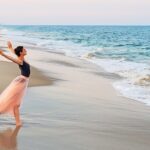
19;60;30;77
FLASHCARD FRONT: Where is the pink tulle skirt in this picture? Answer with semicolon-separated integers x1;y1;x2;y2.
0;75;29;116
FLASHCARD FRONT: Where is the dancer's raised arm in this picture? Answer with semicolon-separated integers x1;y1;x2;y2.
0;50;23;65
7;41;15;54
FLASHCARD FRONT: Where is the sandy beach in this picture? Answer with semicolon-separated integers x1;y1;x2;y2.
0;61;53;91
0;40;150;150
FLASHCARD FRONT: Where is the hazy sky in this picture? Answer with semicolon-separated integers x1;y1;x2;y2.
0;0;150;25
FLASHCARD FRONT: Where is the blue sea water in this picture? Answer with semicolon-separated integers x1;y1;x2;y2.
0;25;150;105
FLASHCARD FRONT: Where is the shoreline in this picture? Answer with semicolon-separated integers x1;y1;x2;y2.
0;26;150;107
0;39;149;107
0;38;150;149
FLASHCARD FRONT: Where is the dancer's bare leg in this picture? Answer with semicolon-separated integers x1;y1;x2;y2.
14;106;22;127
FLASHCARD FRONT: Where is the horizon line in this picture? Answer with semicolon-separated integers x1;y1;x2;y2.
0;24;150;26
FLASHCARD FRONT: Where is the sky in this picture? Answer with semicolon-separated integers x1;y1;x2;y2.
0;0;150;25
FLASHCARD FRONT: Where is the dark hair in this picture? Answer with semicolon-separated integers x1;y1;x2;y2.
14;46;23;57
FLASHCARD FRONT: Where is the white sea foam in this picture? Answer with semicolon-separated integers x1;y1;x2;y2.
113;81;150;106
0;28;8;34
84;57;150;105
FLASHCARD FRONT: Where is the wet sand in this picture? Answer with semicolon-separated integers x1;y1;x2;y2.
0;41;150;150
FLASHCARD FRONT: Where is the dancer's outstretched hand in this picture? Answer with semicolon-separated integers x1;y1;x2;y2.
7;41;13;49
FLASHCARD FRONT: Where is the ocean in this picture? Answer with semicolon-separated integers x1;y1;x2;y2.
0;25;150;105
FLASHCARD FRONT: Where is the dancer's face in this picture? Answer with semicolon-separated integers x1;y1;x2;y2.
20;48;27;56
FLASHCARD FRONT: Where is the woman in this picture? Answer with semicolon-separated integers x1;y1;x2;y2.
0;41;30;127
